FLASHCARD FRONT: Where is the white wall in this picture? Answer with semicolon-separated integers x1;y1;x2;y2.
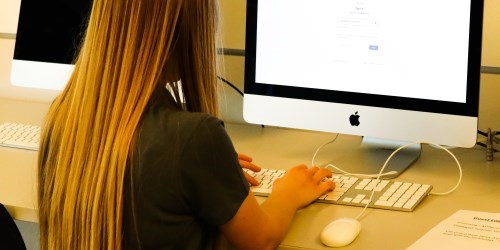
479;0;500;132
483;0;500;67
0;0;20;34
220;0;246;50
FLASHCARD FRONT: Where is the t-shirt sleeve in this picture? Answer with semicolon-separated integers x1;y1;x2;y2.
179;115;250;226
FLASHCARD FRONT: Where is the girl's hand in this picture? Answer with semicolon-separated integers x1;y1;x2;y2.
272;165;334;209
238;153;261;186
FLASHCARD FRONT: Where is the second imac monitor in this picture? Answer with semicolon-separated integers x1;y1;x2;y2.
11;1;91;91
244;0;483;176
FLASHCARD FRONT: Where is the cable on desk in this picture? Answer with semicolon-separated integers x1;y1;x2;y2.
354;142;462;220
476;142;499;152
477;129;499;161
311;134;339;167
477;129;499;140
312;135;398;178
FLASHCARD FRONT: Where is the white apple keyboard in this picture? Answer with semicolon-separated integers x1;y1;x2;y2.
0;122;40;151
245;168;433;212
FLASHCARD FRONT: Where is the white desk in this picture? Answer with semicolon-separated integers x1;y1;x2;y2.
1;98;499;249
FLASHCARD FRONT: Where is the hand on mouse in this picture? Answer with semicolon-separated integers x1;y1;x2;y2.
238;153;261;186
271;165;335;209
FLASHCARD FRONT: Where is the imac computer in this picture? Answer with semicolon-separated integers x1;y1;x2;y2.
244;0;484;177
11;0;91;91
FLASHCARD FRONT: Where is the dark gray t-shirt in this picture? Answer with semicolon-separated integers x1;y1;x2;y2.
123;105;249;249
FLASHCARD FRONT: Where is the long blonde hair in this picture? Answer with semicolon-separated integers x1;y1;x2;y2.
38;0;220;249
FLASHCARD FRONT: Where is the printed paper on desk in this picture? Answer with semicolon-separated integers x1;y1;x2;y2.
407;210;500;250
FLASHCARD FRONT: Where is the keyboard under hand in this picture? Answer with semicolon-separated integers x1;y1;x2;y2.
245;168;433;212
0;122;40;151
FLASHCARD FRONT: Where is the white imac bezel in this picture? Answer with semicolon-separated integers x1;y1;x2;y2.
244;94;478;148
11;60;73;91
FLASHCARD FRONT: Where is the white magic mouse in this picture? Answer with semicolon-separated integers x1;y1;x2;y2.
320;217;361;247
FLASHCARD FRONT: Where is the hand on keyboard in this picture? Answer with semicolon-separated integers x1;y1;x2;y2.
245;167;433;212
238;153;262;186
257;165;334;209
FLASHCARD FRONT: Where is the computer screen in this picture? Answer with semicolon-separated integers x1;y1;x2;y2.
244;0;484;176
11;0;92;91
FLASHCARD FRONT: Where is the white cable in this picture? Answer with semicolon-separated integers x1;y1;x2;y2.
311;134;339;167
325;164;398;178
426;144;463;196
311;133;398;178
354;141;463;220
312;134;396;179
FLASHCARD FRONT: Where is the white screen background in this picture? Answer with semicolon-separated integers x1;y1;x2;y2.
255;0;472;103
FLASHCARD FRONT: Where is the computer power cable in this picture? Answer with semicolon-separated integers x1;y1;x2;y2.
217;76;243;96
311;133;339;167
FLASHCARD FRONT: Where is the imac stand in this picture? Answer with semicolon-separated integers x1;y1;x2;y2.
360;137;421;179
330;137;421;179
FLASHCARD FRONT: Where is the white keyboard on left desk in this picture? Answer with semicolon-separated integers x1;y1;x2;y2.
0;122;40;151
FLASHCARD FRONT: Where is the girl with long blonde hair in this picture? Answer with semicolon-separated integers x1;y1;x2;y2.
38;0;334;249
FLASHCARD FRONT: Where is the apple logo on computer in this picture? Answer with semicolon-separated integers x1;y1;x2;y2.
349;112;360;126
